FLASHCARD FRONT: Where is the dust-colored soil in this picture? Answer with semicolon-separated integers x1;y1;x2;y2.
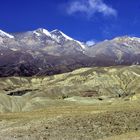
0;101;140;140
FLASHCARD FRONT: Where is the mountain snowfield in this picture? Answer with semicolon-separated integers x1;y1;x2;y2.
0;28;140;76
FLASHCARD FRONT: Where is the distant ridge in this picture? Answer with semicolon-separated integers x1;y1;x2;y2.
0;28;139;76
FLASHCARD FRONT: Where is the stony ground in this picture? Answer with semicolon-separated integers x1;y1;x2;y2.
0;100;140;140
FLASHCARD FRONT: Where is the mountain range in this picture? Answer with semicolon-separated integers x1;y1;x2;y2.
0;28;140;76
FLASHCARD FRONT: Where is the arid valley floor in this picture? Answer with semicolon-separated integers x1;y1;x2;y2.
0;66;140;140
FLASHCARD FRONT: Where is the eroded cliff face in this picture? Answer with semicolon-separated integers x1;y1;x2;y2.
0;66;139;112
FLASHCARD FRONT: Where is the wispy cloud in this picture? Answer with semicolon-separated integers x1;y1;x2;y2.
86;40;96;46
66;0;117;18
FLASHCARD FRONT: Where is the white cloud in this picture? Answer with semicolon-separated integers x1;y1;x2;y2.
86;40;96;46
67;0;117;18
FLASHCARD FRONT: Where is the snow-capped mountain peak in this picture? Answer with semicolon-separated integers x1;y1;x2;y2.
0;30;14;38
113;36;140;43
42;29;52;37
51;29;86;49
33;28;52;37
59;31;73;41
51;29;73;41
129;37;140;42
112;36;140;49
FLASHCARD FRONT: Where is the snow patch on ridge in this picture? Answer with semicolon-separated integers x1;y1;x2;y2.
114;36;140;43
51;29;73;41
33;31;40;36
130;37;140;43
33;28;52;37
0;30;14;38
42;29;52;37
59;31;73;41
75;40;86;49
51;29;86;49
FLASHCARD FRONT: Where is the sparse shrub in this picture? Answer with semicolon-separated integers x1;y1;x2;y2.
62;94;69;99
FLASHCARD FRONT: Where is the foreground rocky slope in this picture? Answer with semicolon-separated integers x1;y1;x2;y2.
0;96;140;140
0;65;139;112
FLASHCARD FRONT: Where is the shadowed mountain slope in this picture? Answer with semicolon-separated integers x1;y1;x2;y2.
0;29;140;76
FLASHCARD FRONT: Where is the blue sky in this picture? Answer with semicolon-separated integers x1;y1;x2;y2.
0;0;140;43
